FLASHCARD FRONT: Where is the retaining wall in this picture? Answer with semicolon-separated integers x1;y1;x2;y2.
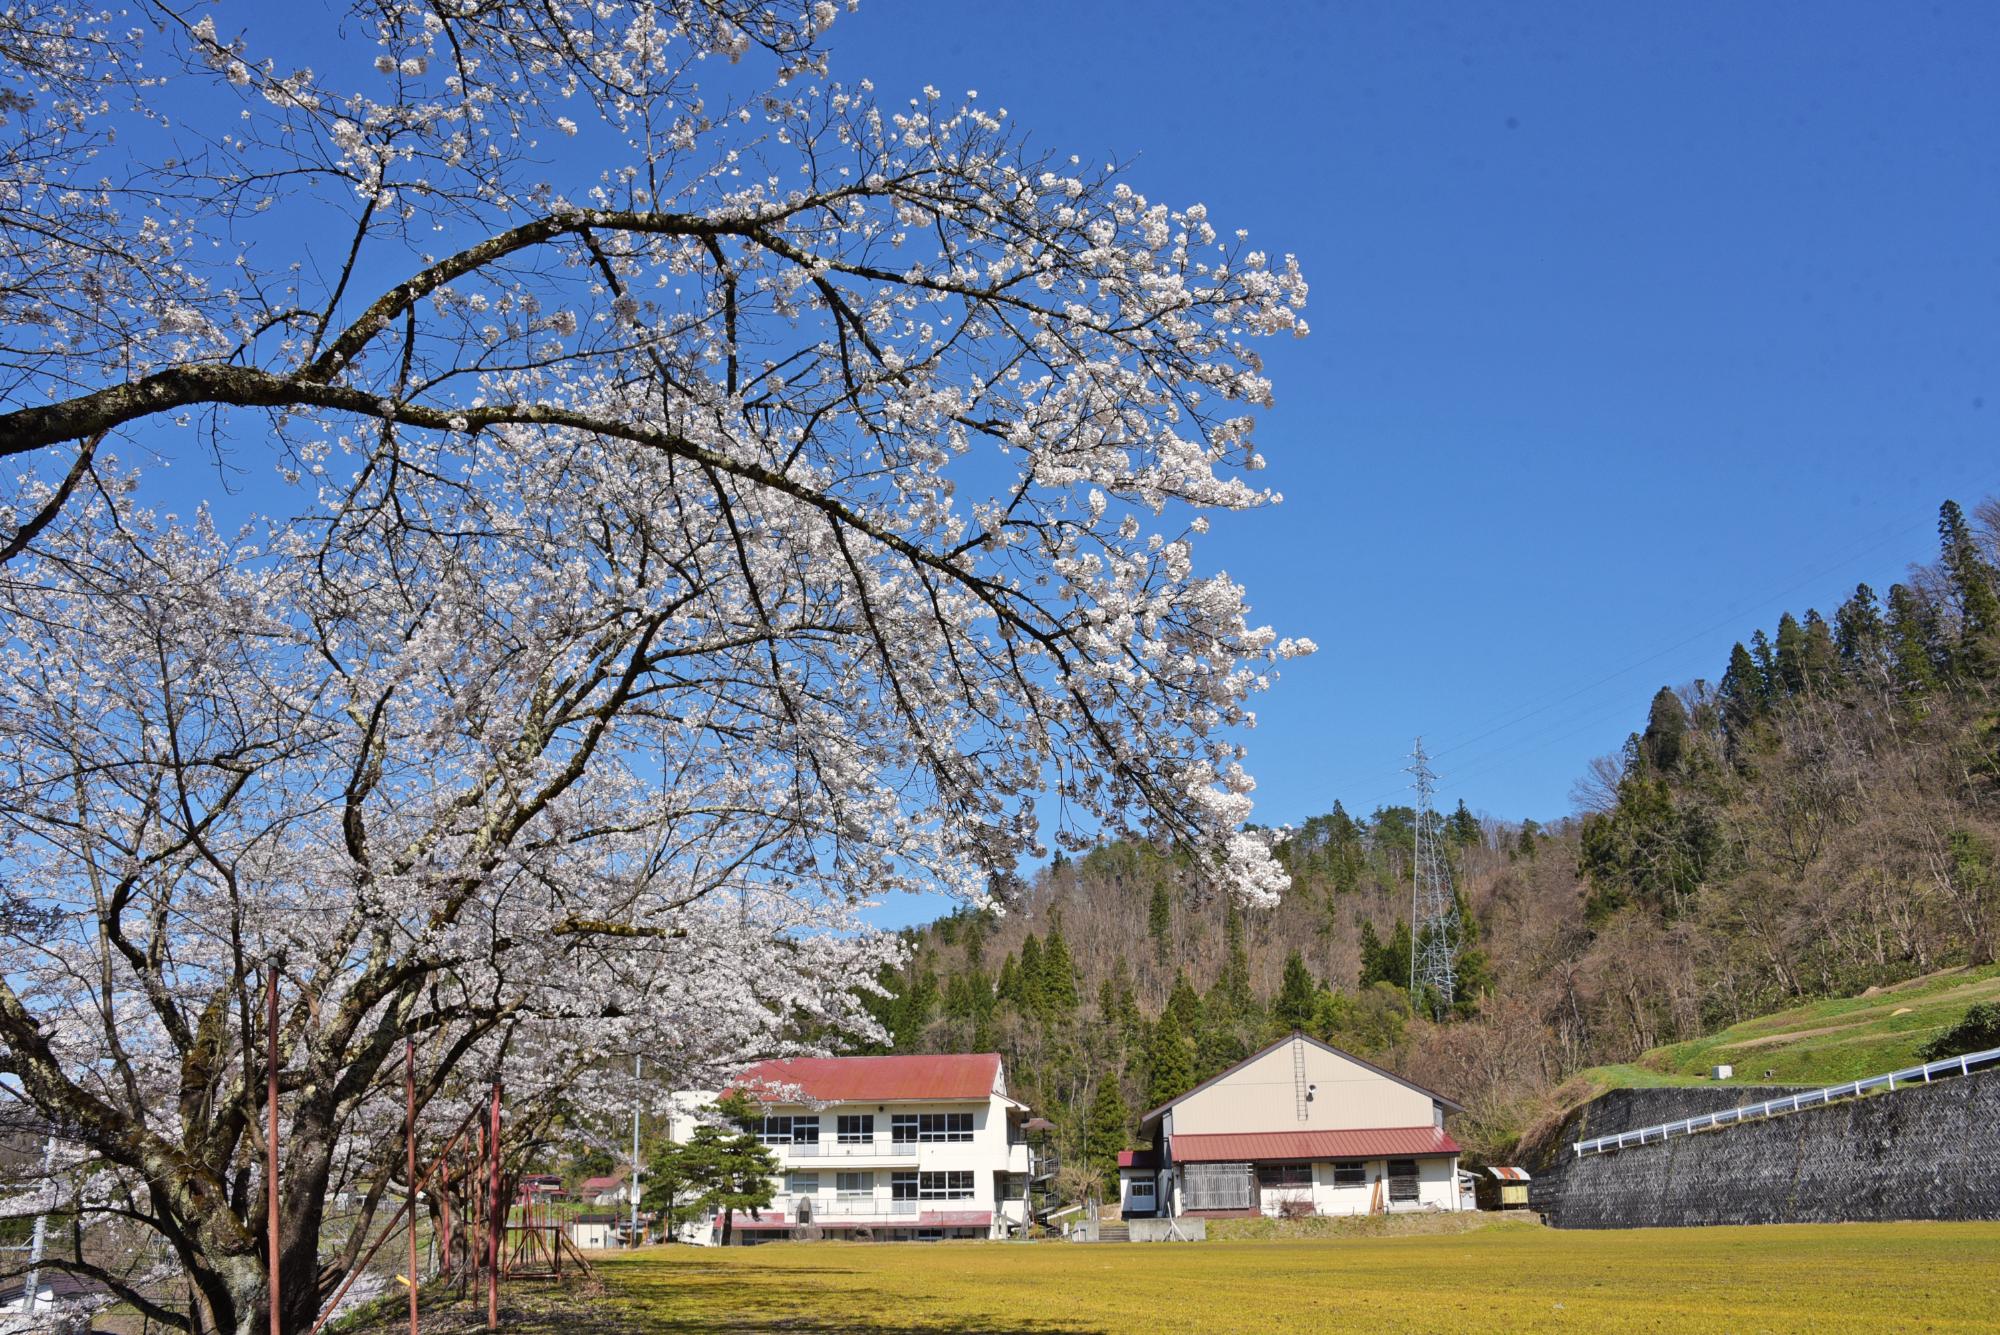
1530;1069;2000;1228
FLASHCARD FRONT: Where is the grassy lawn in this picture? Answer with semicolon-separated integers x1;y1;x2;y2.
577;1218;2000;1334
1565;964;2000;1093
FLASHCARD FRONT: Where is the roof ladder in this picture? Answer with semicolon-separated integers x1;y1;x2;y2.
1293;1036;1310;1121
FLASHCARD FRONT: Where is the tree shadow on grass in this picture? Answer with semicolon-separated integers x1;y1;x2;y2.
378;1274;1105;1335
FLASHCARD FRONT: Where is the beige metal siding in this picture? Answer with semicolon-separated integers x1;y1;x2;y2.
1169;1038;1434;1135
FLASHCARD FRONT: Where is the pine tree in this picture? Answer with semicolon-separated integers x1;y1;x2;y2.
1274;951;1317;1032
995;952;1020;1006
1719;641;1766;738
1834;583;1888;672
1939;499;2000;677
1042;925;1080;1018
1017;933;1046;1015
1083;1079;1131;1196
1447;799;1480;848
1512;818;1541;861
1640;686;1689;772
698;1091;781;1246
1147;880;1172;948
1143;1010;1195;1111
1164;970;1202;1033
1773;612;1807;697
1797;609;1839;691
1886;583;1942;697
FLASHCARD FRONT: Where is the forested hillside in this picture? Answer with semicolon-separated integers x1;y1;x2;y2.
852;498;2000;1184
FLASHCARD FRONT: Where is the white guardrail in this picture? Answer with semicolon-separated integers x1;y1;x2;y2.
1572;1046;2000;1157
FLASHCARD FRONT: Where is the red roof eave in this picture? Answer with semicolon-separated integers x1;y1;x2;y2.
1169;1126;1461;1163
731;1053;1005;1104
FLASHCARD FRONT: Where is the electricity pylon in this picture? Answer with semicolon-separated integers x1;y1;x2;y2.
1407;739;1458;1019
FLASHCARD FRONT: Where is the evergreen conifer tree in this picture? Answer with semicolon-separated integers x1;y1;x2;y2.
1017;933;1046;1015
1773;612;1807;697
1834;583;1888;671
1447;799;1480;848
1939;500;2000;677
1147;879;1172;948
1719;641;1766;738
1083;1079;1131;1196
1800;609;1840;690
1274;951;1318;1032
1143;1010;1196;1111
1640;686;1688;772
1042;925;1080;1018
995;952;1020;1006
1886;583;1942;697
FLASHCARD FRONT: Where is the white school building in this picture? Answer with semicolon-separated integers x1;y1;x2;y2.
1121;1033;1465;1220
696;1052;1034;1243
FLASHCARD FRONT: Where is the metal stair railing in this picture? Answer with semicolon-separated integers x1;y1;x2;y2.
1571;1045;2000;1158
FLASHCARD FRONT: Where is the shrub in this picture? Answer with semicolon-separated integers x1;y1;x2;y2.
1919;1003;2000;1061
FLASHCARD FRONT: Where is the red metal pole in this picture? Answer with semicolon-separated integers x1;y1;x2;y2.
486;1081;501;1330
439;1154;454;1281
406;1038;419;1335
266;965;282;1335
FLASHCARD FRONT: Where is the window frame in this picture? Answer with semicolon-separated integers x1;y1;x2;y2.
836;1113;875;1144
890;1170;919;1202
917;1170;976;1200
1330;1160;1367;1187
835;1171;873;1198
1256;1162;1312;1189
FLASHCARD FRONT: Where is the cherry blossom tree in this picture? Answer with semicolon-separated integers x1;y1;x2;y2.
0;2;1309;1330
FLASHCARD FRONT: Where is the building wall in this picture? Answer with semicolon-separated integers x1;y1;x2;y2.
1532;1069;2000;1229
1167;1038;1438;1136
756;1094;1023;1238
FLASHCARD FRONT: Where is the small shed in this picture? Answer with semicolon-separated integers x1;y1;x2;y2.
1475;1166;1532;1211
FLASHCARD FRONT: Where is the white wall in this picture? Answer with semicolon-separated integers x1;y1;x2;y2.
1169;1037;1437;1136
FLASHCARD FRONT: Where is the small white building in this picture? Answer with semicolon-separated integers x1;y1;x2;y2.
1130;1033;1464;1220
682;1053;1034;1243
566;1212;621;1250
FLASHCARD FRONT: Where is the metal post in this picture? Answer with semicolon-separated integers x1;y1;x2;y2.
406;1038;419;1335
22;1129;56;1314
486;1081;501;1330
630;1054;642;1246
267;964;282;1335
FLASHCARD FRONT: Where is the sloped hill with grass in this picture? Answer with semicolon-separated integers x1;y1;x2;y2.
1563;965;2000;1095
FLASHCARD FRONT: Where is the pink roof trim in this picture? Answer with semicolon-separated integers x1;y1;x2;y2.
1170;1126;1461;1163
733;1053;1003;1103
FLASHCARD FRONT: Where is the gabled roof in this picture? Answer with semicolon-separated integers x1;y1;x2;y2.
1117;1148;1160;1170
733;1053;1005;1104
1139;1031;1464;1126
1170;1127;1461;1163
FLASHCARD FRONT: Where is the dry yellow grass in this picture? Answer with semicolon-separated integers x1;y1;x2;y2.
584;1218;2000;1333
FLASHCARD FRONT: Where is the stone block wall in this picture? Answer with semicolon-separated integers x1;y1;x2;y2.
1530;1070;2000;1228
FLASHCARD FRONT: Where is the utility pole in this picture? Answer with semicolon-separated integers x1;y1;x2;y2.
266;963;282;1335
629;1054;642;1247
1407;739;1460;1018
22;1128;56;1314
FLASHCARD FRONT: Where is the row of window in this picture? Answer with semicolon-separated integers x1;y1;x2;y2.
780;1170;977;1201
757;1111;977;1145
1253;1159;1419;1189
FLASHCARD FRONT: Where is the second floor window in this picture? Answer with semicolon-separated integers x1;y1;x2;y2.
890;1171;919;1201
758;1115;821;1145
837;1114;874;1143
836;1172;872;1197
890;1111;974;1143
785;1172;819;1195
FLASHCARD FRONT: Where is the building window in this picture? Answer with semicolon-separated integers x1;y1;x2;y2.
1128;1180;1156;1199
837;1113;874;1143
792;1117;820;1145
917;1112;974;1142
836;1172;872;1198
785;1173;819;1195
757;1115;794;1145
1256;1163;1312;1188
918;1171;975;1200
891;1114;918;1144
890;1171;919;1202
1330;1161;1366;1187
1387;1158;1420;1203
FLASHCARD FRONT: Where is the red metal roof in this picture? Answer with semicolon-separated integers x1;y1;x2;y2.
1116;1149;1160;1169
1170;1126;1461;1163
733;1053;1003;1103
919;1210;993;1227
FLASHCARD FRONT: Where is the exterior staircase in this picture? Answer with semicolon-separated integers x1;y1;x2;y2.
1096;1220;1130;1243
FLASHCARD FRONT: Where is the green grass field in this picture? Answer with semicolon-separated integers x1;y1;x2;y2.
572;1219;2000;1334
1565;964;2000;1094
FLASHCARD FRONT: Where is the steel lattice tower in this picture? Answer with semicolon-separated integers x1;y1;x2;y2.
1407;739;1459;1018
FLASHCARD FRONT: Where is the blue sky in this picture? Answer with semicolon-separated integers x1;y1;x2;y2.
833;0;1999;837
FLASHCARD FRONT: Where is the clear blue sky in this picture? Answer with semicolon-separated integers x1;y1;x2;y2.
832;0;1998;839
